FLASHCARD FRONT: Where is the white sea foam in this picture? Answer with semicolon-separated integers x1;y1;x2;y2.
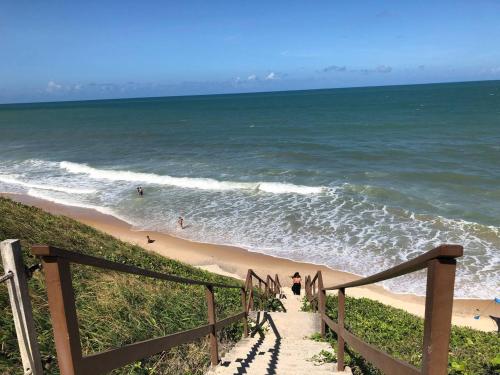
0;175;97;194
257;182;324;194
0;159;497;298
135;183;498;299
59;161;324;195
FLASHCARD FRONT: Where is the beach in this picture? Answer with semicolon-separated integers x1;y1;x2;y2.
1;82;499;334
3;192;497;332
2;83;499;304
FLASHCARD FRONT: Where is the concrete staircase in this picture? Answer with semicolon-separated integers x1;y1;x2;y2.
207;289;351;375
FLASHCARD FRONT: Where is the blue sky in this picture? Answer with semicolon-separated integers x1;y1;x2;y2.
1;0;500;103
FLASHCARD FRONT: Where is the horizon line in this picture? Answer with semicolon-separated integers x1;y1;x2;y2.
1;78;498;107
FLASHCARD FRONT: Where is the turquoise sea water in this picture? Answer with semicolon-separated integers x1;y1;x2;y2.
0;81;499;298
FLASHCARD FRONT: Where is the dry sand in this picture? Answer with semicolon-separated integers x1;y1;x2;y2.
2;193;498;332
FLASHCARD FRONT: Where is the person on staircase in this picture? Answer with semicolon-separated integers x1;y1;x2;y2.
291;272;302;295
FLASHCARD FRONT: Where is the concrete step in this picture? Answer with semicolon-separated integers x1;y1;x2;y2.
210;362;352;375
211;362;340;374
220;341;331;359
206;299;352;375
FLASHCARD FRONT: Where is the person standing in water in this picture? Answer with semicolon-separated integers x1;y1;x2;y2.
177;216;184;229
291;272;302;295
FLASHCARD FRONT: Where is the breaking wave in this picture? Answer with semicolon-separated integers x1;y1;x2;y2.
59;161;324;195
0;175;96;194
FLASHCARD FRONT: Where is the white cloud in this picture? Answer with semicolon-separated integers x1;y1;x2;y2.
247;74;257;81
322;65;347;73
265;72;277;80
46;81;84;93
356;65;393;74
46;80;63;93
490;67;500;74
376;65;392;73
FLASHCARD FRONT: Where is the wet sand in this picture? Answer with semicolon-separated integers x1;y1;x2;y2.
2;192;498;332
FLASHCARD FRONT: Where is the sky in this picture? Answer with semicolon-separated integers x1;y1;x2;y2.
1;0;500;103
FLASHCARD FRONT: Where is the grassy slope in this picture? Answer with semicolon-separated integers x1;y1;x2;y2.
304;295;499;375
0;197;244;374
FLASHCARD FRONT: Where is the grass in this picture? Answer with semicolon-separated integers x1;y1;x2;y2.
303;295;500;375
0;196;255;374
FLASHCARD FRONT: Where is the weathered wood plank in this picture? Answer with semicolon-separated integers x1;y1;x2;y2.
1;239;44;375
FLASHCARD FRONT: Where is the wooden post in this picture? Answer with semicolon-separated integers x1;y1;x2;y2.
240;287;249;337
304;276;309;300
268;276;275;295
205;285;219;366
249;285;254;313
244;271;250;289
312;277;317;312
244;270;252;313
308;277;313;309
421;258;457;375
317;271;327;337
337;287;346;371
0;240;44;375
36;248;83;375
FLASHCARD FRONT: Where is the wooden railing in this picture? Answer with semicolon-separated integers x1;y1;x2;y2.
244;269;282;312
305;244;463;375
31;244;279;374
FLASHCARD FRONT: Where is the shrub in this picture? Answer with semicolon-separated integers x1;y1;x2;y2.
304;294;499;375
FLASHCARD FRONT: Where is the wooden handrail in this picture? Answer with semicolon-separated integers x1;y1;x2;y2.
323;244;463;290
244;269;283;314
305;244;463;375
29;245;285;375
80;324;213;373
311;272;319;285
32;245;241;289
248;269;268;286
31;245;257;375
275;274;281;293
322;315;420;375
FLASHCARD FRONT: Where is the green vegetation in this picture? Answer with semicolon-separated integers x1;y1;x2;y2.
0;197;252;374
303;295;500;375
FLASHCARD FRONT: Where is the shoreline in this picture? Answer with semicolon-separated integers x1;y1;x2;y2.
2;192;498;331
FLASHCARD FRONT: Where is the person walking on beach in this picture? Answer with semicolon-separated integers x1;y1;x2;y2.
177;216;184;229
291;272;302;295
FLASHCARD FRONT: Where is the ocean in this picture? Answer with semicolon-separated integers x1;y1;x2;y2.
1;80;499;299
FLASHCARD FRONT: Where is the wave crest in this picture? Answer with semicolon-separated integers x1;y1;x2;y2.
59;161;324;195
0;175;96;194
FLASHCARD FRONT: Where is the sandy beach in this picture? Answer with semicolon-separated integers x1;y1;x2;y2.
2;192;498;332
